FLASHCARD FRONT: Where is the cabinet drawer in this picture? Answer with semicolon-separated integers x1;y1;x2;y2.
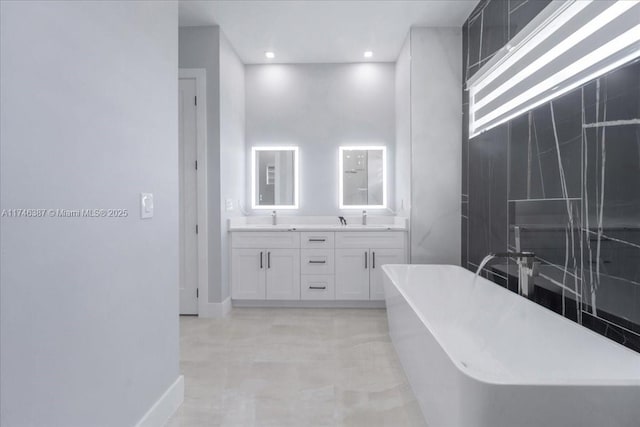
301;275;335;300
300;249;334;275
231;232;300;249
335;232;405;249
300;232;334;249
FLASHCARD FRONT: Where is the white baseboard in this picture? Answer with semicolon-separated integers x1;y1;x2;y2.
199;296;232;318
135;375;184;427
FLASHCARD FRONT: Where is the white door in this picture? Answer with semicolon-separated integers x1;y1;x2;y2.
266;249;300;300
335;249;370;300
369;248;405;300
231;249;266;299
179;77;199;314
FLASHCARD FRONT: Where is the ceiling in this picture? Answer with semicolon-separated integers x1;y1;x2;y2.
178;1;479;64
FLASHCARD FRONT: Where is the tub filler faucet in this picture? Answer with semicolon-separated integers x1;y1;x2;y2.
488;251;538;297
362;210;367;225
272;210;277;226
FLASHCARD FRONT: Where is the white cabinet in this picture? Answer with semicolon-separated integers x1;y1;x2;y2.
231;248;266;299
300;233;335;301
369;248;405;300
232;232;300;249
334;232;405;249
266;248;300;300
335;249;370;299
231;230;406;303
231;232;300;300
335;232;407;301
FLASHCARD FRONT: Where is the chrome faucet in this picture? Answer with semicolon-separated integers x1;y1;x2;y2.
271;210;277;226
486;251;538;297
362;210;367;225
512;225;537;297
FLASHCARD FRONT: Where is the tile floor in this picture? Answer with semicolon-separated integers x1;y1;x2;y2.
167;308;426;426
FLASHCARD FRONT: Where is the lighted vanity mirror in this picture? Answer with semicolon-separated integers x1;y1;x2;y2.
339;146;386;209
251;147;299;209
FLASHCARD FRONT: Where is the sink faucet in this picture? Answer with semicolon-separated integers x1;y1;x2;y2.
272;210;277;226
362;210;367;225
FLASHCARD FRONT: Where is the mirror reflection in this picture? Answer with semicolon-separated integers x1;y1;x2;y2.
340;146;386;208
252;147;298;209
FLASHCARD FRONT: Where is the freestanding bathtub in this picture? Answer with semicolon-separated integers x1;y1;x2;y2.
382;264;640;427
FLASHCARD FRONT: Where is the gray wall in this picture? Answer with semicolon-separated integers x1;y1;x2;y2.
0;2;180;426
409;28;462;264
245;63;396;215
178;26;223;303
219;32;245;301
179;27;245;303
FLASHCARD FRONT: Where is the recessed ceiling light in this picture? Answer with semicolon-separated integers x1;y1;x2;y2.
363;51;373;58
265;51;275;59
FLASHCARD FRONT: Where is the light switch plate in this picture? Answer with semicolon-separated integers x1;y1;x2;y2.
140;193;153;219
225;199;234;211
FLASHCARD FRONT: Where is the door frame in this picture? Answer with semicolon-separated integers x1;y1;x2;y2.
179;68;208;315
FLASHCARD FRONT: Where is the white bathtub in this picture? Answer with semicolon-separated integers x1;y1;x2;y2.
382;264;640;427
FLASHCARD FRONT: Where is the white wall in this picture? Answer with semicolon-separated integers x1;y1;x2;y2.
178;27;223;303
245;63;395;216
409;28;462;264
219;32;245;301
395;34;412;218
0;2;180;426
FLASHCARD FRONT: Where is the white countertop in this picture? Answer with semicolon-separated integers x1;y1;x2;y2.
228;215;408;232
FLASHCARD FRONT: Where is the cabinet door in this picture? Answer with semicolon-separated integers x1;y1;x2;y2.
266;248;301;300
231;249;266;299
335;249;370;300
369;248;405;300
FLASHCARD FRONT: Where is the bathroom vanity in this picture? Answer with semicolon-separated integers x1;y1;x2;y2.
235;145;405;306
229;217;408;305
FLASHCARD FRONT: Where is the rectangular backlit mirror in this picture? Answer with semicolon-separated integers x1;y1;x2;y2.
251;146;299;209
339;146;386;209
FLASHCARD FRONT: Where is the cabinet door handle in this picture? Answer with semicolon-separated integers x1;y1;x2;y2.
309;286;326;290
364;251;368;269
308;260;326;264
267;252;271;269
372;251;376;269
260;251;263;269
309;238;326;242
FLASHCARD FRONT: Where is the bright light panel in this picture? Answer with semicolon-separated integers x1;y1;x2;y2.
364;51;373;58
265;51;275;59
469;0;640;138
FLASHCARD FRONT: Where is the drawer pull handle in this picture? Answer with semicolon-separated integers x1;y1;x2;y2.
309;286;327;290
309;238;326;242
372;251;376;269
364;251;368;269
308;260;326;264
267;252;271;269
260;252;263;269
